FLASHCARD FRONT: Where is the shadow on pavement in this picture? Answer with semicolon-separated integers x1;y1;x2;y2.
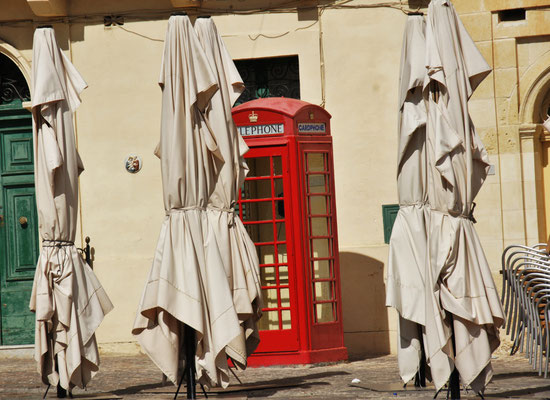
485;384;550;398
110;370;350;397
491;370;540;380
112;381;168;395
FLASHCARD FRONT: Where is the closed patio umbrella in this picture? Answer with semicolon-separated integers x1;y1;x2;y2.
132;14;243;389
386;14;429;385
422;0;504;393
29;26;113;391
194;16;263;369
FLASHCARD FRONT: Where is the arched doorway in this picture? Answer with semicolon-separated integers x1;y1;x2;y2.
0;51;38;345
539;94;550;241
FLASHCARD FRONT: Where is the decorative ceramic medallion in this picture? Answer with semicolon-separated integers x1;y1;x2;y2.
125;154;142;173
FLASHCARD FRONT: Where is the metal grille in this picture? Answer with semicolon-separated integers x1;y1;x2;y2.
234;56;300;106
0;54;30;105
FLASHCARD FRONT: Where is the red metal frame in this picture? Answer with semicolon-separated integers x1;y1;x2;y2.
233;98;347;366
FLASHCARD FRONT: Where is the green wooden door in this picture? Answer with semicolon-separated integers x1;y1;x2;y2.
0;100;39;345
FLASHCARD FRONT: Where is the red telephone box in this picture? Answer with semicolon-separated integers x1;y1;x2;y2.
232;98;347;366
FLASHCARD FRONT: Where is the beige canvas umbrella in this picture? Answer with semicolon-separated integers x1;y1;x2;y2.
386;14;429;385
194;16;263;369
29;26;113;391
422;0;504;393
132;14;243;389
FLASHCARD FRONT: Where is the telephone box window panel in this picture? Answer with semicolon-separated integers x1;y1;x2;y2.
233;98;347;366
234;56;300;106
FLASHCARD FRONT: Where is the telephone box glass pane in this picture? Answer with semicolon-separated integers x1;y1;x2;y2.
280;288;290;307
313;259;332;279
262;266;277;286
257;245;275;264
247;157;271;177
246;224;274;243
275;221;286;241
246;201;273;221
306;153;326;172
311;239;331;258
277;244;287;263
310;217;330;237
279;266;289;285
308;175;327;193
263;288;279;308
243;179;272;199
281;310;291;329
315;282;333;301
273;156;282;176
259;311;279;330
274;178;284;198
316;303;335;323
310;196;328;215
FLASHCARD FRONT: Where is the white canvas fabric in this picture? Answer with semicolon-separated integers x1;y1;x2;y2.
386;15;429;384
423;0;504;392
194;17;263;369
29;26;113;390
132;15;243;389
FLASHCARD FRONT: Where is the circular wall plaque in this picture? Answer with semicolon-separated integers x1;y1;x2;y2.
124;154;142;174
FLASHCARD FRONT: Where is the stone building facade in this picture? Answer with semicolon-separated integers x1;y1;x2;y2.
0;0;546;359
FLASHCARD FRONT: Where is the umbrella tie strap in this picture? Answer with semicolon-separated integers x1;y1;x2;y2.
42;240;74;282
208;203;237;227
399;201;428;208
42;240;75;248
169;205;237;226
429;206;478;222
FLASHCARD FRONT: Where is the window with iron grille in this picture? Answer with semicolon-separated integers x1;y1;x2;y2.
0;54;30;105
234;56;300;106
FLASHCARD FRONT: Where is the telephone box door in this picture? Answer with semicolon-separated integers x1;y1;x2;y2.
238;145;300;353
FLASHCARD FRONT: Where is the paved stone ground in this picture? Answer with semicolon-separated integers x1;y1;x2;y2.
3;348;550;399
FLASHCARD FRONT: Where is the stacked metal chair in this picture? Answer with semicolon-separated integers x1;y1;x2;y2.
502;243;550;376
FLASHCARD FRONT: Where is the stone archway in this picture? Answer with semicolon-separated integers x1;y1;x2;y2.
518;54;550;243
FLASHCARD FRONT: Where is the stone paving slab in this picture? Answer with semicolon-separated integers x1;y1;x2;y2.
2;350;550;399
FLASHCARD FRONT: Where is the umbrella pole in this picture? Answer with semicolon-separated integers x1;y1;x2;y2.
175;324;197;399
449;368;460;399
448;315;460;399
55;354;67;398
43;384;51;399
184;325;197;399
414;324;426;388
